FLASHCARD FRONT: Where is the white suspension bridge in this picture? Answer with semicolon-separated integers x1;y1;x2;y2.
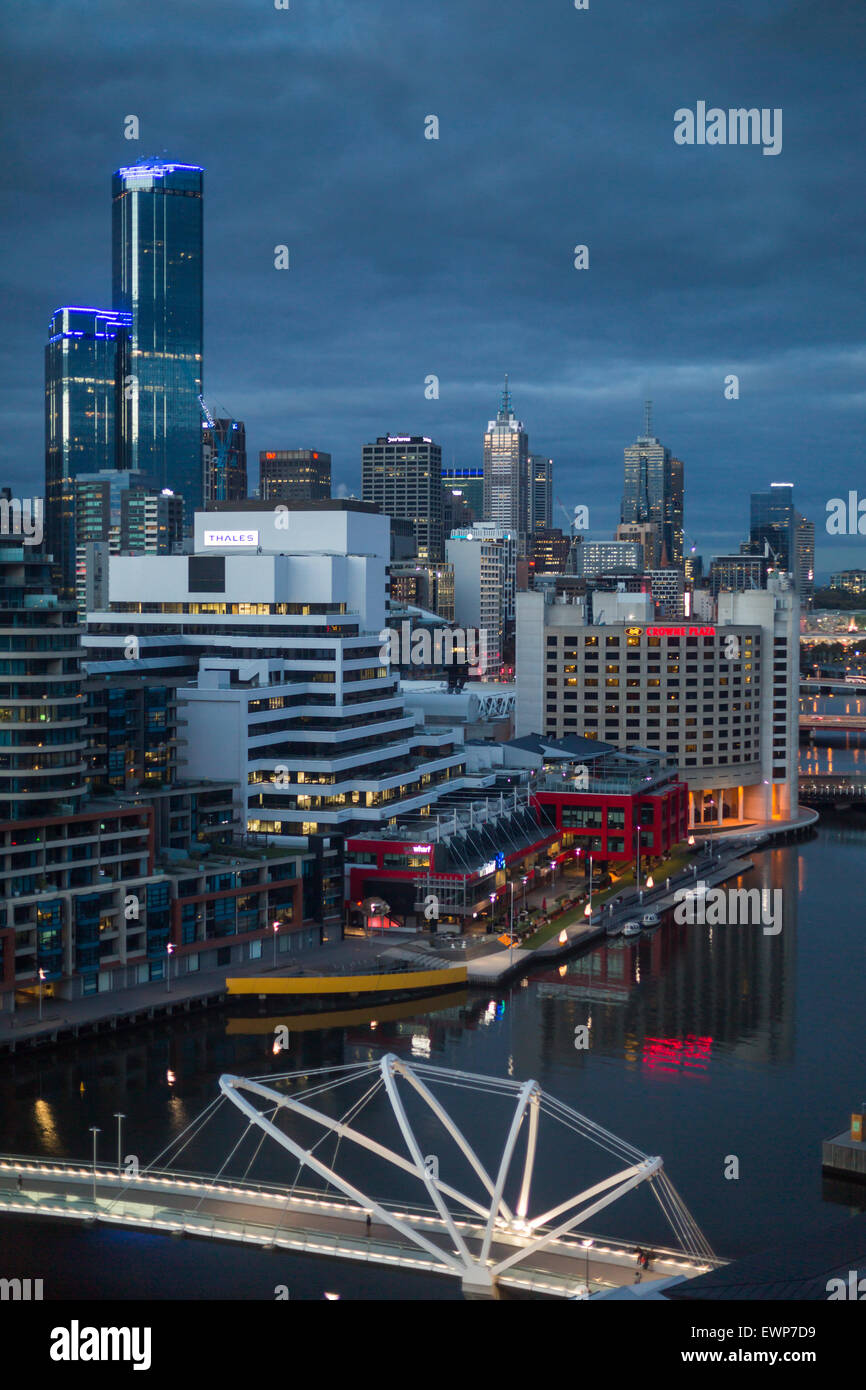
0;1057;722;1298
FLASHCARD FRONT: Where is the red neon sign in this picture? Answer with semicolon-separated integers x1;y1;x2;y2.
645;626;716;637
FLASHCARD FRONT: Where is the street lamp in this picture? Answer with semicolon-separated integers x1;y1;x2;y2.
166;941;175;994
509;882;515;966
582;1237;593;1289
37;967;46;1022
272;919;280;967
113;1112;125;1173
89;1127;100;1206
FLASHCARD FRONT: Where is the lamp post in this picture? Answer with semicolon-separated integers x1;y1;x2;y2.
273;920;280;967
113;1112;125;1173
166;941;175;994
489;892;496;933
509;882;514;966
89;1127;100;1206
37;967;46;1022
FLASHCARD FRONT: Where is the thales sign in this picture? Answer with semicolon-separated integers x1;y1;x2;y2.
203;530;259;547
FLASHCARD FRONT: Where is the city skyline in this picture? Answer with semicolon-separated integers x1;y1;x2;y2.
3;0;863;579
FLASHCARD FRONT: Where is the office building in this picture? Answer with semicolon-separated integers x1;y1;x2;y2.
530;528;571;575
515;573;799;826
362;435;444;561
829;570;866;596
112;159;204;509
795;515;815;604
446;524;517;675
259;449;330;502
441;467;483;520
203;419;247;504
620;402;683;567
709;554;766;597
84;502;467;846
615;522;660;571
121;487;184;554
482;378;529;545
389;561;455;621
44;306;131;595
749;484;795;571
528;455;553;532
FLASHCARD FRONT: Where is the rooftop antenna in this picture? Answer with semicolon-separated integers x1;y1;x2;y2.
500;374;512;417
644;400;653;438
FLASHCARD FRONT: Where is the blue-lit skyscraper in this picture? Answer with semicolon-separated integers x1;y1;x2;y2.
112;159;204;511
45;306;131;592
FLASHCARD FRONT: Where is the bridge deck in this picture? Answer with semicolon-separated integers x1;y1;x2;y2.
0;1157;718;1299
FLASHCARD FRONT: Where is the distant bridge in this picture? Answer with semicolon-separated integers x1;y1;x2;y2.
799;777;866;804
800;714;866;733
0;1058;721;1299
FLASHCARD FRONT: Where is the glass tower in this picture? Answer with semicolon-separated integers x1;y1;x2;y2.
482;377;529;544
749;484;795;571
620;402;683;565
44;306;131;594
112;159;204;511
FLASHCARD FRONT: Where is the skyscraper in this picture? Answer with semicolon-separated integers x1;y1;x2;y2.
528;455;553;532
45;306;131;593
620;402;683;566
112;159;204;510
362;435;443;560
482;377;529;545
749;483;795;571
259;449;331;502
795;514;815;604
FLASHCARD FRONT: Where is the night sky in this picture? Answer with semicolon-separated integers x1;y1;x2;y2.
3;0;865;578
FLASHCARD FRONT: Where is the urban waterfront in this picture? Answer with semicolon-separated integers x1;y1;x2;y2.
2;791;864;1300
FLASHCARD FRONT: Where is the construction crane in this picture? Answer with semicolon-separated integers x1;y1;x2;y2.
198;395;237;503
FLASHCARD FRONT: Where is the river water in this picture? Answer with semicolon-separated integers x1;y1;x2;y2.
1;723;865;1300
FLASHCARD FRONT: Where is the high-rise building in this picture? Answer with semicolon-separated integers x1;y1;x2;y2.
528;455;553;532
74;469;157;616
795;514;815;604
259;449;330;502
86;502;466;844
362;435;443;560
112;159;204;510
749;484;795;571
121;488;184;554
482;378;529;545
441;467;483;520
530;528;571;574
446;524;516;674
516;572;799;826
615;522;661;571
203;419;247;504
45;306;131;594
0;537;87;823
620;402;683;566
709;554;766;597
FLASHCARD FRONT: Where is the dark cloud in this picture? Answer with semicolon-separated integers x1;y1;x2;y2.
2;0;864;576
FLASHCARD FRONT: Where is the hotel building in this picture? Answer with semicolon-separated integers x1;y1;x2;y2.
516;575;799;827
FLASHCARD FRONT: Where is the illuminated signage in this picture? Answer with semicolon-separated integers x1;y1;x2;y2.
478;860;496;877
203;530;259;547
411;844;432;854
645;626;715;637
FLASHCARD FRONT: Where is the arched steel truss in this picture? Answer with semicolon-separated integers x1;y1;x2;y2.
219;1057;713;1287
